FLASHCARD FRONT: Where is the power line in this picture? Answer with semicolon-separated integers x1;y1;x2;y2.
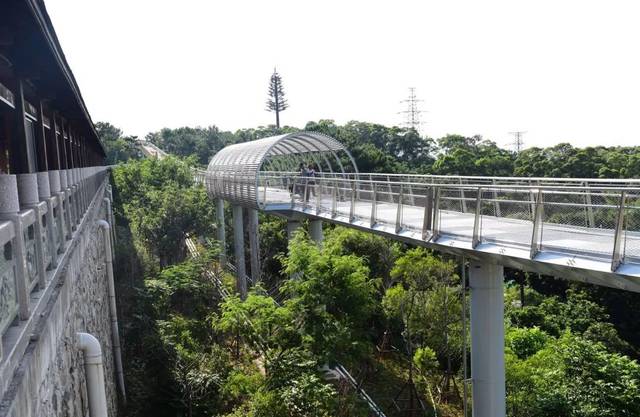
508;131;527;153
399;87;424;132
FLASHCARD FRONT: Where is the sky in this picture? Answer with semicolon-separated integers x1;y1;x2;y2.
45;0;640;149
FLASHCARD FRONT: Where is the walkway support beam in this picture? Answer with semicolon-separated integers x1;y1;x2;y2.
248;208;260;283
216;198;226;266
287;219;302;241
309;219;323;245
232;205;247;299
469;261;505;417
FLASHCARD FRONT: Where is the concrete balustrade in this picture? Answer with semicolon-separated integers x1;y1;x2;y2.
17;173;48;290
49;170;68;250
0;167;110;366
37;171;58;270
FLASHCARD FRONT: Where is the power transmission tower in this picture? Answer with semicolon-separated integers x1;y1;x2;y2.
399;87;424;132
509;131;527;153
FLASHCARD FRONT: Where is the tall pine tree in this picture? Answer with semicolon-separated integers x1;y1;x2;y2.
265;68;288;128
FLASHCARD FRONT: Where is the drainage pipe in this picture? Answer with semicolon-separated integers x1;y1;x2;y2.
77;332;109;417
97;219;126;405
103;198;115;251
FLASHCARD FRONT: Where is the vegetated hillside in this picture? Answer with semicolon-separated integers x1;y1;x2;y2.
104;123;640;417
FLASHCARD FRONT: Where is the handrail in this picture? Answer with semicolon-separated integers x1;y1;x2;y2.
0;167;111;363
201;171;640;277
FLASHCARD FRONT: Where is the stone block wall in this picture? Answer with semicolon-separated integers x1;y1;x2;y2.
0;183;118;417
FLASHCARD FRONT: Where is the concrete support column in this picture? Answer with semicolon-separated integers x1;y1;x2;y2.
248;208;260;283
469;261;505;417
309;219;323;246
287;219;301;241
216;199;226;266
232;205;247;299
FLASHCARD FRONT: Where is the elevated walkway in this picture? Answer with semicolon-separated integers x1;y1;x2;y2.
199;132;640;417
199;132;640;292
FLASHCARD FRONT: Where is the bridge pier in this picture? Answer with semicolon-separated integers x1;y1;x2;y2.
232;205;247;299
216;198;226;266
248;208;260;283
309;219;323;245
469;261;505;417
287;219;302;241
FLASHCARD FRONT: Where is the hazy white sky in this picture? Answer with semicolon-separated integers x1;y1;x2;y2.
46;0;640;149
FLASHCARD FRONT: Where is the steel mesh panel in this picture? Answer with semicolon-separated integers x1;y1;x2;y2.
624;193;640;262
480;189;533;248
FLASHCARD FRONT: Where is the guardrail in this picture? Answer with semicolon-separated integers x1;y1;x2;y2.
196;170;640;273
0;167;111;362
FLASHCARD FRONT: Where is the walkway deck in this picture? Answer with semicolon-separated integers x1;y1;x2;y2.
233;182;640;292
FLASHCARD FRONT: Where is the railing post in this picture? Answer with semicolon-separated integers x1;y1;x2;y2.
408;183;415;206
530;189;544;259
349;180;356;222
459;178;467;213
49;170;66;251
370;182;377;227
492;179;501;217
303;178;309;210
528;180;536;219
331;185;338;219
262;177;268;206
316;182;321;215
17;174;47;290
395;184;404;234
431;187;441;241
290;178;297;209
584;181;595;228
472;188;483;248
37;171;57;269
0;175;30;320
60;170;72;240
611;191;626;272
422;187;433;240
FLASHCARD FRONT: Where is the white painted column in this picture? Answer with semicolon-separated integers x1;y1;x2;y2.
469;261;505;417
287;219;301;241
232;205;247;299
216;199;226;266
309;219;323;246
248;208;260;283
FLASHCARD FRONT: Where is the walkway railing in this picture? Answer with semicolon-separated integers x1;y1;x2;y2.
0;167;112;363
195;170;640;274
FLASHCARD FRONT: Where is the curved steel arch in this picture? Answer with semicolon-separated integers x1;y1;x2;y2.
206;132;358;208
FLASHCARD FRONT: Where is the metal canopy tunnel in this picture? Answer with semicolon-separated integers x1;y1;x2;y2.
205;132;358;209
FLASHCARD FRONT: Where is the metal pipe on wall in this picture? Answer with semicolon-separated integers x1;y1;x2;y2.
96;219;126;405
77;332;109;417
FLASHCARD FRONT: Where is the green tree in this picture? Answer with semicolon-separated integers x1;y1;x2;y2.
266;68;289;129
95;121;141;164
506;332;640;417
282;232;378;363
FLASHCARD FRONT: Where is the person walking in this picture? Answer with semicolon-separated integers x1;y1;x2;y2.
307;163;317;200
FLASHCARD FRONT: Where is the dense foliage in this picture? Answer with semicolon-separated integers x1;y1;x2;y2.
95;121;142;164
107;120;640;417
